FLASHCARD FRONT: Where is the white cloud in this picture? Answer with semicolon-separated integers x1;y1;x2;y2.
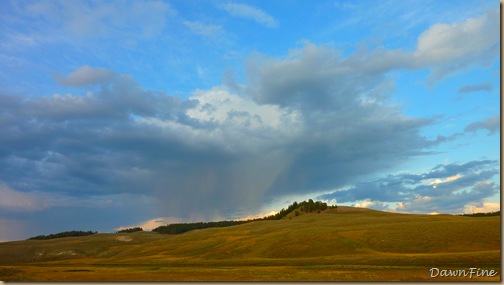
322;9;499;86
427;174;462;188
413;9;499;83
186;87;301;130
353;200;390;211
464;202;500;214
116;217;185;231
135;86;304;156
220;3;278;27
354;200;375;208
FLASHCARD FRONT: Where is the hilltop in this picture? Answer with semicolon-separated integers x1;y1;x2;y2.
0;206;500;281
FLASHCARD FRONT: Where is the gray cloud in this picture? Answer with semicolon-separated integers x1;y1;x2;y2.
0;46;443;221
464;115;500;135
318;160;499;213
457;81;493;94
54;65;116;86
0;13;497;229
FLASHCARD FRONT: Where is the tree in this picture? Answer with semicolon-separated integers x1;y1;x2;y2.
117;227;143;233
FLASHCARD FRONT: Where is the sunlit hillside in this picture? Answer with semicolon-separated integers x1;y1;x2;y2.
0;207;500;281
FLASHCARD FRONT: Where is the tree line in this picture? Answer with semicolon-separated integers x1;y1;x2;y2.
152;220;249;234
461;211;500;217
25;200;333;238
27;230;97;240
117;227;143;233
153;199;332;234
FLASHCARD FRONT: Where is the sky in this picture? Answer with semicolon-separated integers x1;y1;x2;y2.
0;0;500;241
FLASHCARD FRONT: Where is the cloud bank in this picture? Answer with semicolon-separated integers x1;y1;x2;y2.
0;50;435;219
0;10;499;224
318;160;499;213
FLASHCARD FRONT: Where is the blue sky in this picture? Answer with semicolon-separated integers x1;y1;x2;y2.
0;0;500;241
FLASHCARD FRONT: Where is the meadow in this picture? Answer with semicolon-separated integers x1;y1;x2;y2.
0;207;500;281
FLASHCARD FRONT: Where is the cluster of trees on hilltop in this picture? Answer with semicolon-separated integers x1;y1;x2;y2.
300;199;329;213
153;220;249;234
117;227;143;233
28;230;97;240
262;199;329;220
153;199;333;234
462;211;500;217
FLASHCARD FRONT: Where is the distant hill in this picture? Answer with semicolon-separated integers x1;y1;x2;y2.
152;199;330;234
0;206;499;281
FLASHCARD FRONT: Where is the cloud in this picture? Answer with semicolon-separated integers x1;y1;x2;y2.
55;65;116;86
318;160;499;214
464;115;500;135
320;10;499;86
428;174;462;188
0;25;493;224
397;180;499;214
116;217;186;231
457;81;493;94
413;9;499;83
183;21;224;38
220;3;278;28
246;42;406;109
463;202;500;214
23;0;173;40
0;49;441;220
353;200;389;211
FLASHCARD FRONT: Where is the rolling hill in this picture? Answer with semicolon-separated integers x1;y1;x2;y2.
0;206;500;281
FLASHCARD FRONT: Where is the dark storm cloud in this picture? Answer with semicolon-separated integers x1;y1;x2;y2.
318;160;499;213
242;43;457;197
0;57;438;219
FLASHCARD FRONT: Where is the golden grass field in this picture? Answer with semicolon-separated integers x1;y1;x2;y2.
0;207;500;281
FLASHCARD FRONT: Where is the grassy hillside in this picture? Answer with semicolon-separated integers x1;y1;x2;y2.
0;207;500;281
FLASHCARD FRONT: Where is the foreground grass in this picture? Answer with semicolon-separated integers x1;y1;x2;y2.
0;207;500;281
2;254;500;282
